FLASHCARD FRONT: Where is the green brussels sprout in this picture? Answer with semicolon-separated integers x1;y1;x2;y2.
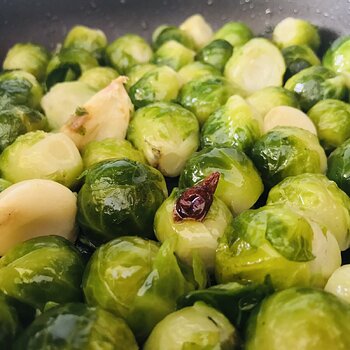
201;95;262;152
282;45;320;79
0;70;43;109
178;61;221;85
82;138;146;169
0;131;83;189
83;236;196;341
127;102;199;177
273;17;320;50
245;288;350;350
267;173;350;251
125;63;156;90
77;159;167;245
246;86;300;118
0;294;20;347
63;25;107;62
178;76;241;125
214;21;253;47
284;66;348;111
41;81;96;130
0;179;11;192
153;40;195;71
78;66;119;91
14;303;138;350
46;48;98;89
224;38;286;95
179;147;264;215
0;236;84;311
2;43;50;81
250;126;327;188
152;25;195;50
308;99;350;152
215;205;341;289
196;39;233;72
106;34;153;74
144;302;238;350
325;265;350;303
129;65;180;107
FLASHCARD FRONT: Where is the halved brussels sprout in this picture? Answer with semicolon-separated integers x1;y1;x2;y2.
178;76;240;125
46;48;98;89
225;38;286;95
178;61;221;85
214;21;253;47
63;25;107;62
273;17;320;50
308;99;350;152
144;302;238;350
125;63;156;90
245;288;350;350
0;131;83;188
246;86;300;118
14;303;138;350
250;126;327;188
0;180;77;255
127;102;199;177
2;43;50;81
83;236;196;341
129;65;180;107
152;25;194;50
78;159;167;245
201;95;262;152
82;138;146;169
215;205;341;289
325;265;350;303
78;66;119;91
179;147;263;215
0;236;84;310
106;34;153;74
267;173;350;251
284;66;348;111
0;70;43;109
0;294;20;347
196;39;233;72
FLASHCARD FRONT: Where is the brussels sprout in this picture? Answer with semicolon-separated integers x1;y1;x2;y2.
214;21;253;47
63;25;107;62
82;138;146;169
308;99;350;152
152;25;194;50
46;48;98;89
0;179;11;192
225;38;286;95
127;102;199;177
325;265;350;303
178;76;240;125
78;66;119;91
0;70;43;109
284;66;348;111
41;81;96;130
273;17;320;50
250;126;327;188
246;86;300;118
14;303;138;350
0;294;20;347
106;34;153;74
83;236;196;341
2;43;50;81
0;179;77;255
153;40;195;71
179;14;213;49
144;302;238;350
78;159;167;245
215;205;341;289
125;63;156;90
178;61;221;85
245;288;350;350
267;173;350;250
282;45;320;79
179;147;263;215
196;39;233;72
129;65;180;107
0;236;84;310
201;95;262;152
0;131;83;188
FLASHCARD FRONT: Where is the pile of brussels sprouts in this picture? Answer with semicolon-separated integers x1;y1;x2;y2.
2;13;350;349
